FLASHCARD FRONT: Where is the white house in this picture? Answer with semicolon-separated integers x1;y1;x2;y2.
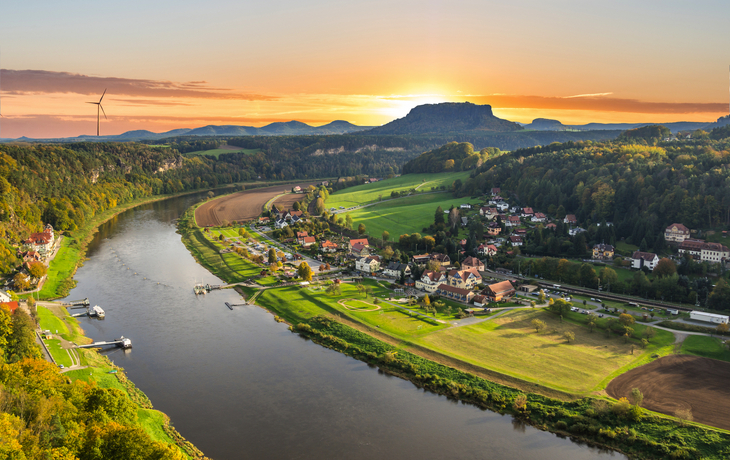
0;290;10;303
531;212;547;223
275;219;288;229
631;251;659;270
383;262;411;278
355;256;380;273
415;270;446;293
477;243;498;257
568;227;586;236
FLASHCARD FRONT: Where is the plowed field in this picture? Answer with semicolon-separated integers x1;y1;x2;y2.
195;183;315;227
606;355;730;430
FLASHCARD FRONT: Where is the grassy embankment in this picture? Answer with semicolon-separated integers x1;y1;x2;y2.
681;335;730;362
37;305;203;458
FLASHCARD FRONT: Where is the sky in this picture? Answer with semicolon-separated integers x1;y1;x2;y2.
1;0;729;138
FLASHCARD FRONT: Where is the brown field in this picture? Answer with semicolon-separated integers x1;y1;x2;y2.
195;183;316;227
272;192;305;212
607;355;730;430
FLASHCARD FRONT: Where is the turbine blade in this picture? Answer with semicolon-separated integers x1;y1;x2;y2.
100;104;107;119
99;88;107;103
87;102;97;104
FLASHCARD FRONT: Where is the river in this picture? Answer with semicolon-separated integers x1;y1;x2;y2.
65;194;625;460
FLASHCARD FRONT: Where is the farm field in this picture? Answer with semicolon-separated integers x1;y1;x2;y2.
607;355;730;431
326;171;471;209
414;309;673;394
184;146;261;158
341;193;481;238
272;192;303;212
195;182;319;226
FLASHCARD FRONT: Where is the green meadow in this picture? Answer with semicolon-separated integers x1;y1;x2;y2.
326;171;471;209
341;192;481;237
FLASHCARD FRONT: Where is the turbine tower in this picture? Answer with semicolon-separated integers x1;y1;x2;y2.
87;89;107;136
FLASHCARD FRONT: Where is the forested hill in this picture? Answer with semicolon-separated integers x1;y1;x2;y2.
401;141;502;174
457;125;730;245
365;102;523;135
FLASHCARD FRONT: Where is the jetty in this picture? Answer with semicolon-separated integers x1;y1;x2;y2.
69;305;106;319
224;302;248;310
76;337;132;349
64;298;90;307
194;283;225;295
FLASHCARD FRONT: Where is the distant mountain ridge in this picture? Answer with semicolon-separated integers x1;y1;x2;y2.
365;102;523;135
521;117;719;134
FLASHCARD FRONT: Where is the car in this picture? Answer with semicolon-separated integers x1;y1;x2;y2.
590;297;596;301
598;314;604;318
59;364;65;369
570;307;578;312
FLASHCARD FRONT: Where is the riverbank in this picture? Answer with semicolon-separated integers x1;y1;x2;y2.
177;226;730;459
36;301;207;459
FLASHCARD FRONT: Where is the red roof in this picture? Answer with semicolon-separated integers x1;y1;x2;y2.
322;240;337;248
349;238;369;247
0;302;18;314
302;236;316;244
296;231;309;238
437;284;473;296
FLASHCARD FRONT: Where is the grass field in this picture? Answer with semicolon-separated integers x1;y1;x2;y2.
415;309;673;394
184;147;261;158
37;239;80;299
44;339;73;367
615;241;639;255
327;171;471;209
343;193;481;237
681;335;730;362
37;306;70;335
187;229;263;282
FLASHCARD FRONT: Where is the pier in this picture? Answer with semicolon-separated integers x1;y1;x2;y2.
76;336;132;349
69;305;105;318
224;302;248;310
64;298;90;308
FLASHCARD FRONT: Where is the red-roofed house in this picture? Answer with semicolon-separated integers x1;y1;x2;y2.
521;207;534;217
416;270;447;293
321;240;338;253
531;212;547;223
491;187;501;196
631;251;659;270
506;216;521;227
665;223;690;243
509;235;523;246
564;214;577;225
300;236;316;247
447;269;481;290
482;281;516;302
0;301;19;314
351;243;370;256
349;238;369;248
462;256;484;272
437;284;475;302
477;243;498;257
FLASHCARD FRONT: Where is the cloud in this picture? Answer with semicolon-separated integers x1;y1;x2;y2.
0;69;276;101
563;92;614;98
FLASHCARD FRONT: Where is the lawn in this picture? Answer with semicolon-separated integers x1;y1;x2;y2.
44;339;73;367
342;193;481;238
415;308;672;394
327;171;471;209
681;335;730;362
184;147;261;158
37;239;80;299
615;241;639;255
38;306;70;335
186;229;263;282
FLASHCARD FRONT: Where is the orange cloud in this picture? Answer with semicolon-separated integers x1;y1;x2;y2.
0;69;275;101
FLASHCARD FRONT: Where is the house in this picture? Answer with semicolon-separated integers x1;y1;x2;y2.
275;219;288;229
531;212;547;223
0;290;10;303
300;236;316;247
546;222;557;230
480;207;498;219
320;240;338;253
290;215;302;224
496;202;509;212
416;270;447;293
521;207;534;217
631;251;659;270
509;235;523;247
404;277;416;287
491;187;501;196
412;254;431;265
349;238;369;249
293;186;302;193
21;251;41;262
258;217;270;224
592;243;615;260
568;227;586;236
461;217;469;226
482;280;516;302
472;295;488;307
679;239;730;263
505;216;521;227
447;269;482;290
514;228;527;236
355;256;380;273
296;231;309;242
518;284;538;293
477;243;498;257
665;223;690;243
564;214;577;225
351;243;370;256
487;222;501;236
436;284;475;303
289;210;304;219
383;262;411;278
462;256;484;272
431;253;451;267
23;232;53;256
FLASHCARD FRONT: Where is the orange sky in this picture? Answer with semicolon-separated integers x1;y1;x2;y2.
1;0;729;138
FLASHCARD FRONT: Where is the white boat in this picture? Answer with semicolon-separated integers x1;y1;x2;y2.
90;305;105;318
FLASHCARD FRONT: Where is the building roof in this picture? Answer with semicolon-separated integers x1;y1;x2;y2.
351;243;367;253
321;240;337;248
302;236;316;244
431;253;450;263
349;238;369;247
422;270;445;283
437;284;473;296
296;231;309;238
386;261;409;271
462;256;482;267
509;235;523;242
594;243;614;251
632;251;658;261
507;216;520;223
484;280;515;296
666;223;690;233
565;214;577;222
412;253;431;261
0;301;18;314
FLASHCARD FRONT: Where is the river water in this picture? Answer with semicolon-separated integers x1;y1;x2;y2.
65;194;625;460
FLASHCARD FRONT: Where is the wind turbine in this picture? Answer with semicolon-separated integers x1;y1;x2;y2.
87;89;107;136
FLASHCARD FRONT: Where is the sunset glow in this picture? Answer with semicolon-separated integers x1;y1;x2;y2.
2;0;729;138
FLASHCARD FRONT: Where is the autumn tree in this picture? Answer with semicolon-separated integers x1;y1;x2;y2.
563;331;575;343
268;248;277;265
297;261;313;281
531;319;546;333
619;313;635;327
358;223;366;235
27;262;47;279
653;258;677;278
382;230;390;242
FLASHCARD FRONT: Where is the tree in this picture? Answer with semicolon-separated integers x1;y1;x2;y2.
27;262;47;279
434;206;445;225
599;267;618;289
548;298;572;317
358;223;366;235
314;198;325;215
513;394;528;412
345;214;353;230
292;201;300;211
653;258;677;278
619;313;635;327
708;278;730;310
268;248;277;265
297;261;313;281
423;294;430;305
579;263;598;288
448;208;460;231
563;331;575;343
13;274;30;291
382;231;390;242
630;388;644;407
716;322;729;335
587;318;596;333
531;319;546;333
383;246;394;260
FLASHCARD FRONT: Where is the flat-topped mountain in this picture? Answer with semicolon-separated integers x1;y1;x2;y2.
366;102;523;135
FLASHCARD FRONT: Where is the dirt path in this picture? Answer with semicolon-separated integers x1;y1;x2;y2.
607;355;730;430
338;298;382;312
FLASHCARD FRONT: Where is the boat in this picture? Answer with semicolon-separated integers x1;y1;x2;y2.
89;305;105;318
193;283;207;295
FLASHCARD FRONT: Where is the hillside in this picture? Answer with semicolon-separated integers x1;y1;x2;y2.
401;141;502;174
366;102;523;135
